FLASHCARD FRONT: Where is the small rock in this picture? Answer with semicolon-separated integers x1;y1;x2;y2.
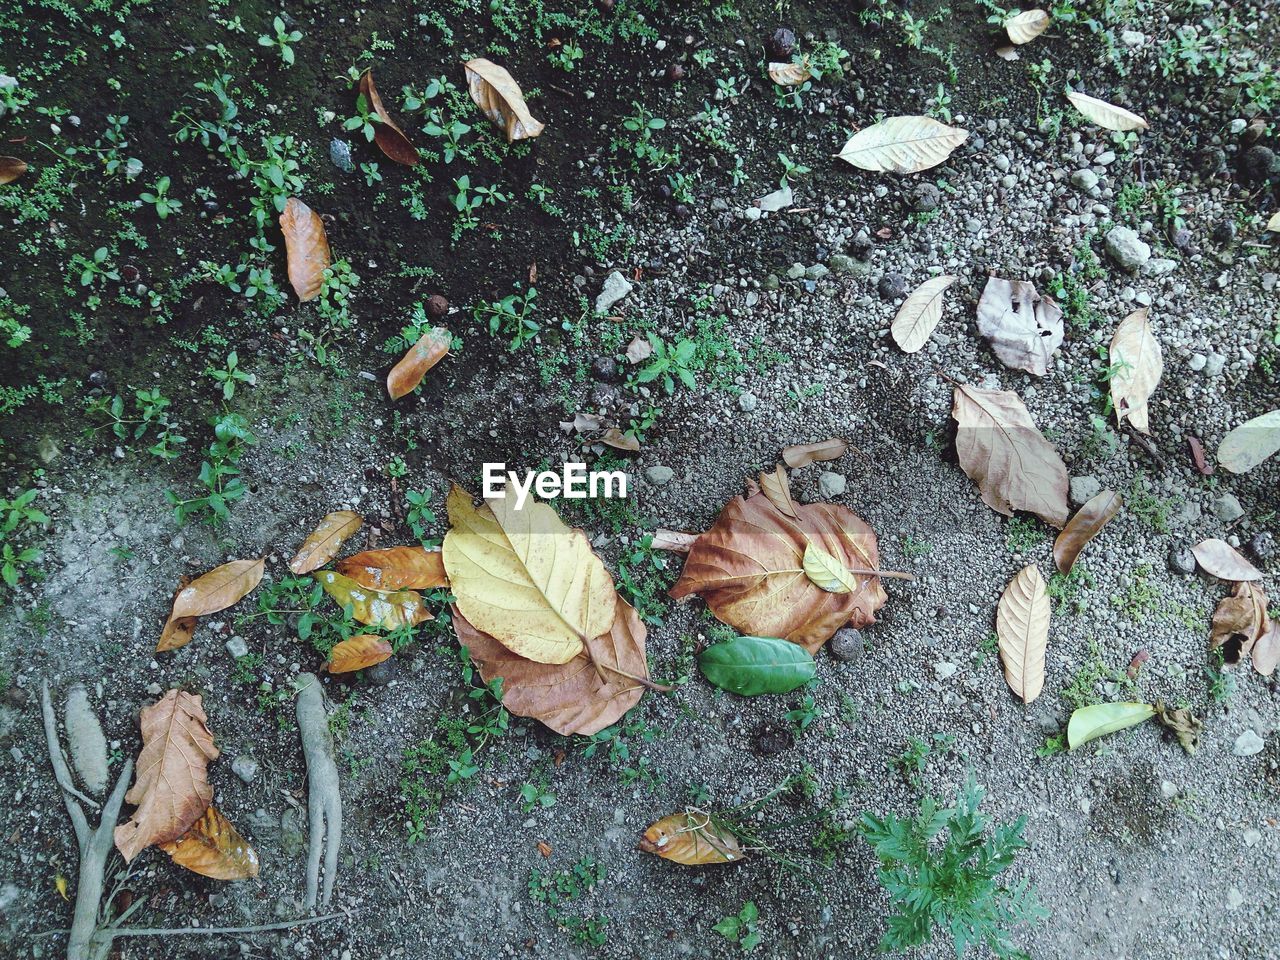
910;182;941;212
590;355;621;383
225;636;250;660
280;808;306;856
329;138;354;173
595;271;634;314
1159;780;1178;799
1226;887;1245;911
36;436;60;464
1069;475;1102;507
828;627;863;662
933;662;958;681
1188;353;1207;372
1241;145;1280;185
737;392;758;412
365;660;397;685
1243;827;1262;847
877;272;908;300
1105;226;1151;273
1070;169;1099;192
827;254;857;274
1168;545;1196;576
786;263;806;280
644;465;674;486
805;263;829;281
1212;220;1238;245
818;471;846;498
1212;493;1244;523
1247;531;1275;562
1232;729;1265;757
1204;352;1227;377
231;754;259;784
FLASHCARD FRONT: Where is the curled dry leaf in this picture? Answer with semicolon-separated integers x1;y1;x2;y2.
1154;700;1201;755
442;484;616;664
755;181;793;213
1064;90;1149;131
1109;308;1163;434
996;564;1050;703
1252;623;1280;677
1210;582;1270;664
158;558;265;651
358;69;420;166
279;197;331;302
1187;436;1212;476
639;811;745;865
767;59;812;86
289;511;363;575
600;427;640;452
1005;9;1051;44
1217;409;1280;474
464;58;545;143
1053;490;1122;574
0;156;28;184
758;464;799;519
1067;702;1153;750
157;577;197;653
336;546;448;590
327;634;394;674
891;274;956;353
314;570;432;629
651;528;700;553
387;327;451;400
159;806;260;881
975;276;1064;376
781;438;847;468
455;596;651;737
836;116;969;174
995;45;1020;61
952;384;1070;528
114;690;219;861
1192;538;1262;582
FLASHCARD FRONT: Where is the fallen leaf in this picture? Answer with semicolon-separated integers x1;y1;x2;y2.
767;59;812;86
600;427;640;452
1210;582;1270;663
1066;702;1153;750
755;181;793;213
698;635;816;696
1187;436;1212;476
0;156;27;184
289;511;363;575
625;335;653;364
1154;700;1200;755
561;412;604;434
442;484;616;664
1192;539;1262;582
651;528;699;553
1126;648;1149;679
995;45;1021;61
464;58;545;143
314;570;432;629
157;577;197;653
336;546;448;590
890;275;956;353
781;438;847;468
758;464;799;519
1252;622;1280;677
115;690;219;861
537;841;552;857
327;634;395;674
1217;409;1280;474
55;874;68;900
358;69;420;166
1005;8;1051;44
996;564;1050;703
1109;308;1162;434
836;116;969;174
455;596;650;736
952;384;1070;528
638;811;745;865
1269;212;1280;232
279;197;330;302
803;542;859;593
159;559;265;651
159;806;260;880
1065;90;1149;131
975;276;1064;376
387;327;451;399
1053;490;1122;574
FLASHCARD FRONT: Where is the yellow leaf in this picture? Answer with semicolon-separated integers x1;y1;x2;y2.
160;806;260;880
802;542;857;594
1005;9;1051;44
289;511;363;574
314;570;432;630
55;874;69;900
328;634;395;674
638;811;745;866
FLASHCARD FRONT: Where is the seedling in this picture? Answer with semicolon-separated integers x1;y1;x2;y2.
713;901;762;952
205;351;255;400
139;175;182;218
257;16;302;66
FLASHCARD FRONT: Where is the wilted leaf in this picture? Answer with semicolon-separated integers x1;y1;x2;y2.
1210;582;1270;664
442;484;616;664
625;335;653;365
327;634;394;674
639;811;745;865
651;528;699;553
891;275;956;353
781;438;847;468
1252;622;1280;677
600;427;640;452
1192;539;1262;582
1109;308;1162;434
159;559;265;651
995;45;1020;61
455;596;651;736
976;277;1064;376
1065;90;1149;131
996;564;1050;703
1053;490;1122;574
1154;700;1200;755
698;635;816;696
314;570;432;629
1187;436;1212;476
115;690;219;861
767;59;812;86
157;578;197;653
358;69;420;166
1067;702;1154;750
1217;409;1280;474
803;542;859;593
464;58;545;143
836;116;969;174
336;546;448;590
952;384;1069;528
279;197;330;302
0;156;27;184
387;327;450;399
1005;9;1051;44
289;511;363;575
159;806;260;880
758;464;799;519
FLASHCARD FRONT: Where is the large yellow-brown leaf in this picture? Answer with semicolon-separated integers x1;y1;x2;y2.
951;384;1069;528
463;58;545;143
442;485;617;665
996;564;1050;703
289;511;363;575
387;326;451;400
1210;582;1271;664
314;570;431;630
114;690;219;861
279;197;330;302
0;156;27;184
358;69;420;166
638;811;745;865
158;559;264;652
327;634;394;674
454;596;650;736
1053;490;1122;574
336;546;449;591
1109;308;1162;434
159;805;260;880
767;59;812;87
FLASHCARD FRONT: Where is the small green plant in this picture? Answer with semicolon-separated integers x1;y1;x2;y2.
1005;517;1045;553
404;488;438;545
777;151;810;186
139;175;182;219
87;387;187;460
631;334;696;394
891;733;954;786
713;901;762;953
528;857;609;947
257;16;302;66
474;285;538;351
1;489;48;590
519;781;557;812
165;413;256;525
786;683;821;734
1205;647;1236;705
205;351;254;400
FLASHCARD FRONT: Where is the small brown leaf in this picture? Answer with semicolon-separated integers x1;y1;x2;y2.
996;564;1050;703
328;634;394;674
781;438;847;468
651;529;699;553
159;806;260;880
1187;436;1212;476
1154;700;1201;755
387;326;451;399
1053;490;1122;574
758;464;799;519
1193;539;1262;582
0;156;28;185
600;427;640;452
336;547;448;591
1210;582;1270;663
638;811;745;865
767;59;812;87
157;577;197;653
358;70;419;166
1126;648;1149;679
1252;622;1280;677
536;841;552;858
170;558;265;620
279;198;330;302
290;511;363;574
464;58;545;143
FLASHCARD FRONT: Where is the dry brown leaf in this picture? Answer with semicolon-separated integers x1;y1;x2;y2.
781;438;847;468
328;634;395;674
1252;622;1280;676
1005;9;1051;44
336;546;448;590
157;577;197;653
464;58;545;143
600;427;640;452
1053;490;1122;574
0;156;28;185
976;277;1064;376
170;558;265;620
290;511;363;575
651;529;700;553
159;806;260;881
455;596;651;736
625;335;653;365
387;327;450;400
952;384;1069;528
997;564;1050;703
1187;436;1213;476
115;690;219;861
1193;539;1263;582
758;464;799;519
1109;308;1162;434
358;69;420;166
836;116;969;174
537;840;553;857
1210;582;1270;666
1065;90;1149;131
767;59;812;86
891;275;956;353
638;811;745;865
279;197;331;302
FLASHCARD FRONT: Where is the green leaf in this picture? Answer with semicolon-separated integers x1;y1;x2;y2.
712;917;741;938
698;635;816;696
1066;702;1154;750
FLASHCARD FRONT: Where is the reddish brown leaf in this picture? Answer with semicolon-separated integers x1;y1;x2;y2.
1187;436;1213;476
387;327;451;399
159;806;260;881
638;811;745;865
336;546;448;591
157;577;197;653
1053;490;1122;574
279;198;331;302
536;841;553;858
1126;648;1149;679
327;634;394;674
781;438;848;468
358;69;420;166
290;511;363;574
0;156;27;185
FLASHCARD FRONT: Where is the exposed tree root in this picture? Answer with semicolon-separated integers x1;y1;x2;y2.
295;673;342;911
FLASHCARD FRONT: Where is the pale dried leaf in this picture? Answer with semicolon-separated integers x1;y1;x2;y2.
625;335;653;365
1210;582;1270;664
1217;409;1280;474
0;156;27;184
997;564;1050;703
802;542;857;594
1268;212;1280;232
290;511;363;574
600;427;640;451
767;59;812;87
1193;539;1263;582
1065;90;1149;131
995;45;1021;61
464;58;545;143
976;276;1064;376
1053;490;1122;574
1109;308;1163;434
781;438;847;468
891;275;956;353
836;116;969;174
1005;9;1051;44
651;528;700;553
279;198;331;302
758;464;799;520
755;181;793;212
1252;622;1280;677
